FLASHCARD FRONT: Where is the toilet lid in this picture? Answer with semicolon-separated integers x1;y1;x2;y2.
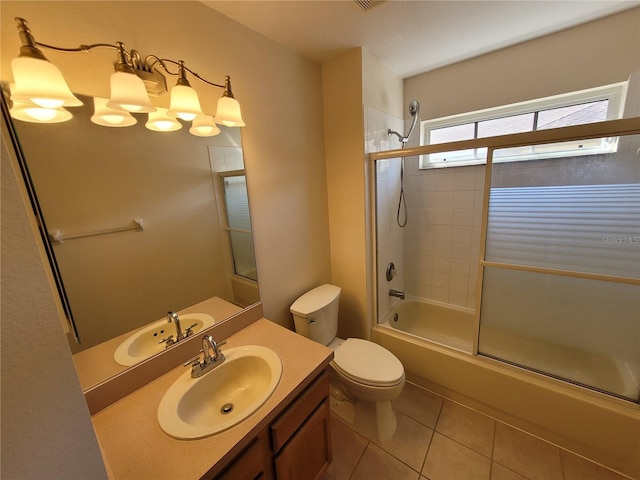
333;338;404;387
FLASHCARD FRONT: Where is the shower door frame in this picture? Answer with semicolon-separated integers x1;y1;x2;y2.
369;116;640;397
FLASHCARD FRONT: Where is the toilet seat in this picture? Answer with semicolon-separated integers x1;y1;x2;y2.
333;338;404;387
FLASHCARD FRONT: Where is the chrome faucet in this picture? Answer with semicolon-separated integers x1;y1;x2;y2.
167;311;184;341
184;335;227;378
202;335;224;363
389;289;405;300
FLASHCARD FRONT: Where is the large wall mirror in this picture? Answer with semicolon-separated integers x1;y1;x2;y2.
3;86;260;390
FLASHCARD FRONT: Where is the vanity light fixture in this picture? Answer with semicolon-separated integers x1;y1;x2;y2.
8;17;245;135
91;97;137;127
106;42;156;114
189;115;221;137
166;61;205;121
9;19;82;109
145;107;182;132
8;82;73;123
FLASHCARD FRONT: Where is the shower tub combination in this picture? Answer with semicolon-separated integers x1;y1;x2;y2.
369;119;640;478
373;297;639;478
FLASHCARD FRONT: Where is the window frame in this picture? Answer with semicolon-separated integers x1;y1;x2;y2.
420;82;628;169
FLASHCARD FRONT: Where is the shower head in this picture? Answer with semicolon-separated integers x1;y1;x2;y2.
388;99;421;146
404;100;421;144
409;100;420;118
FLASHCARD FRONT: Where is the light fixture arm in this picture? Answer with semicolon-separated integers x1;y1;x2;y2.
145;56;225;89
15;17;229;91
17;17;119;56
10;17;244;129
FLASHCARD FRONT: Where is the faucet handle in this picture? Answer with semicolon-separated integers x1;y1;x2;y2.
183;354;202;368
159;334;175;346
184;323;198;338
213;340;227;358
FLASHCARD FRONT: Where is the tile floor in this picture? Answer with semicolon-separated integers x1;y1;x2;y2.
323;382;630;480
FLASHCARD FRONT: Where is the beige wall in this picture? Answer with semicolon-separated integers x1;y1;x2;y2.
322;49;368;339
321;48;406;340
1;1;329;476
1;133;108;478
0;1;330;331
405;7;640;121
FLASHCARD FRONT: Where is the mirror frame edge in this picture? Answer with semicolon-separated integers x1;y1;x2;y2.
0;86;79;341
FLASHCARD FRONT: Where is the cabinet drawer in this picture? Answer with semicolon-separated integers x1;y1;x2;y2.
270;371;329;453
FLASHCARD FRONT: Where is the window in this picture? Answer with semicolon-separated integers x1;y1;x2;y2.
220;172;258;282
421;82;627;168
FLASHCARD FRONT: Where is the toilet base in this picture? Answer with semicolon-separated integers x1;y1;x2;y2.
329;386;398;443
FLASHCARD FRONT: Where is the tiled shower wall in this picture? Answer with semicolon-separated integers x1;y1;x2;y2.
403;163;485;309
367;105;486;316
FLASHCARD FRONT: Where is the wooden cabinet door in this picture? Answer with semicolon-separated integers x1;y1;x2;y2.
217;430;274;480
274;400;332;480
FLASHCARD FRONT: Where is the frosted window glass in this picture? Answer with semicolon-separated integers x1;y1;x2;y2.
224;176;251;231
485;184;640;278
431;123;475;144
479;267;640;401
478;113;534;138
229;231;257;281
222;175;257;281
537;100;608;130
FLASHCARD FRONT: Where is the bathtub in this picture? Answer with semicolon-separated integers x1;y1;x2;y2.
380;297;475;353
373;297;640;479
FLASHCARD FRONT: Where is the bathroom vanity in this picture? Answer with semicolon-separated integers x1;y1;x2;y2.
91;318;333;479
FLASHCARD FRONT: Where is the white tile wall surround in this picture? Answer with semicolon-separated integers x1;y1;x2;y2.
403;163;485;309
208;145;245;172
369;104;484;313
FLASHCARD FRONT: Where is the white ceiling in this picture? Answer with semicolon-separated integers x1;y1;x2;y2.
201;0;637;78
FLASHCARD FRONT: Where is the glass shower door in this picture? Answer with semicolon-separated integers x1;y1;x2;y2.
478;135;640;402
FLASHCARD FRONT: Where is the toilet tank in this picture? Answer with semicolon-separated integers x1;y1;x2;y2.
290;284;341;346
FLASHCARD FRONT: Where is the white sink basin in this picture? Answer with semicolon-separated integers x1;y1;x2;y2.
114;313;215;366
157;345;282;439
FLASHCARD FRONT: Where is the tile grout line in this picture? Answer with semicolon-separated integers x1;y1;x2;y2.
489;420;497;480
417;392;444;479
346;435;371;480
408;383;632;479
559;447;566;480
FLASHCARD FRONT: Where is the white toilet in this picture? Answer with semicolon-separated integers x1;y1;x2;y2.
290;284;405;442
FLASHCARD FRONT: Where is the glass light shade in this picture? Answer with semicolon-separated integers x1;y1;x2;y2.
145;107;182;132
215;96;245;127
167;84;204;121
91;97;137;127
10;56;82;108
10;102;72;123
189;115;221;137
106;71;156;113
